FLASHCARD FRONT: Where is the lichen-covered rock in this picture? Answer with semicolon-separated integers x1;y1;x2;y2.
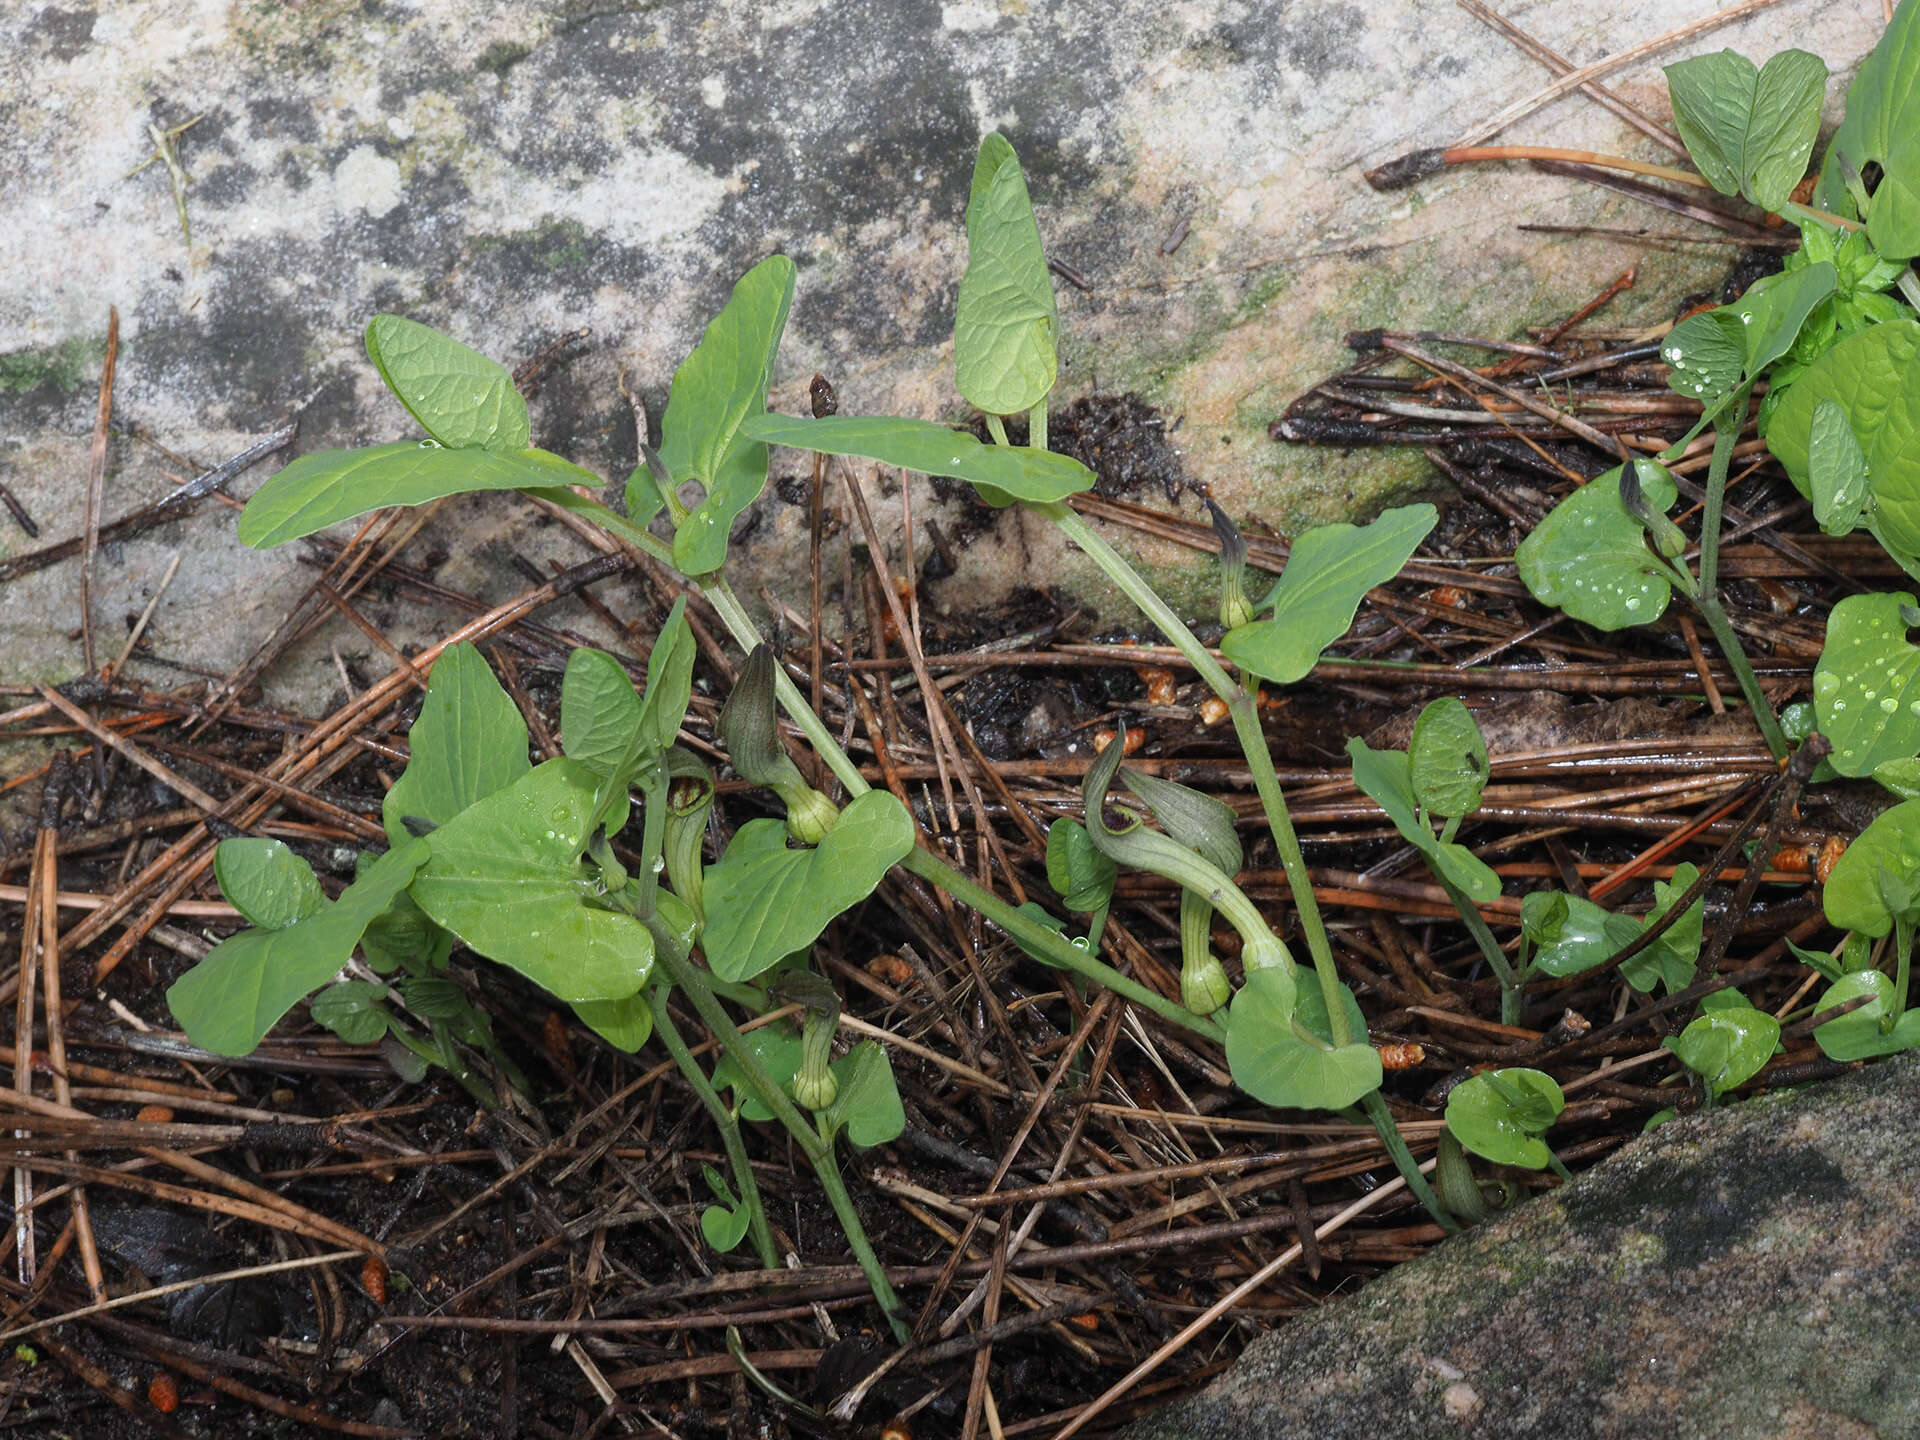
1124;1053;1920;1440
0;2;1888;703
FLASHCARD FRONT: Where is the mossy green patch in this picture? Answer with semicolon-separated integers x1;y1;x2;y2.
476;40;533;76
0;336;100;395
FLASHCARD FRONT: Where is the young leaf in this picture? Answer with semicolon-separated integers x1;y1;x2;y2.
1408;697;1489;820
1347;738;1500;903
712;1022;805;1123
384;642;532;849
1525;892;1641;978
700;1200;752;1254
819;1041;906;1147
1823;796;1920;937
636;598;697;755
1809;397;1872;537
1664;48;1826;212
237;443;601;549
1875;755;1920;800
410;759;654;1003
310;981;393;1046
1767;321;1920;552
1664;1002;1780;1097
572;993;654;1053
1225;969;1378;1112
1812;590;1920;776
213;837;326;932
1811;969;1920;1060
359;886;453;975
739;413;1093;505
1219;504;1437;685
1044;818;1118;913
364;315;531;452
1661;263;1836;443
700;791;915;983
561;649;643;778
167;840;428;1057
1622;864;1703;995
1516;463;1678;630
1814;0;1920;258
662;255;798;576
955;133;1058;417
1444;1067;1565;1169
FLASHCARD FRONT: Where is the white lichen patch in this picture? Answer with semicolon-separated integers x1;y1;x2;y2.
333;145;405;218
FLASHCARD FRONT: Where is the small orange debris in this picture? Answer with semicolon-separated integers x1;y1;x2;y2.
1137;666;1177;707
1376;1042;1426;1071
1068;1311;1102;1332
148;1372;179;1413
1768;845;1815;876
362;1255;389;1306
1258;689;1285;712
866;953;915;987
880;1424;913;1440
1092;729;1145;756
1428;585;1470;610
1199;697;1230;727
1816;835;1847;885
133;1105;174;1125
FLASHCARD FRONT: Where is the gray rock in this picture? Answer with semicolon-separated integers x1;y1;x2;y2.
0;1;1888;712
1124;1053;1920;1440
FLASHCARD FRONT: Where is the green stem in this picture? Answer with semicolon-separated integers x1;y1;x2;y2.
1040;502;1351;1045
648;990;778;1268
1357;1090;1459;1234
1691;592;1789;760
1690;386;1787;761
1437;873;1523;1026
648;932;909;1343
1893;918;1914;1027
1027;401;1048;453
906;849;1225;1042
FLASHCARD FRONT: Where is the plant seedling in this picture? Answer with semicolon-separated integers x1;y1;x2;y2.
1664;989;1781;1105
1445;1067;1570;1177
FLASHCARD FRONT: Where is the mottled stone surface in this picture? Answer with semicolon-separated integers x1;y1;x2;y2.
1124;1054;1920;1440
0;0;1886;704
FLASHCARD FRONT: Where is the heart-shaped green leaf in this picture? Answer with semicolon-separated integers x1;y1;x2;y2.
1409;697;1489;820
1445;1067;1565;1169
1809;397;1873;536
310;981;394;1046
1664;1001;1780;1097
1045;818;1118;912
700;1201;752;1253
660;255;797;576
701;791;915;983
1220;504;1436;685
213;837;327;932
1812;590;1920;776
1524;891;1640;978
1664;48;1826;212
738;413;1094;505
955;133;1058;417
1824;796;1920;937
1811;968;1920;1060
385;641;532;848
819;1041;906;1147
1814;0;1920;258
1347;738;1500;903
1661;308;1747;427
168;840;428;1057
1622;863;1704;995
239;443;601;549
1767;321;1920;552
365;315;530;452
1516;463;1678;630
411;759;652;1003
1225;969;1380;1112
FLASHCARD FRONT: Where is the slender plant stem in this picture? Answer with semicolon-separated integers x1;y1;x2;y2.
647;991;778;1268
1437;873;1523;1026
1691;593;1788;759
647;931;909;1343
1039;503;1351;1043
1894;919;1914;1027
1028;401;1048;453
1357;1091;1459;1233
